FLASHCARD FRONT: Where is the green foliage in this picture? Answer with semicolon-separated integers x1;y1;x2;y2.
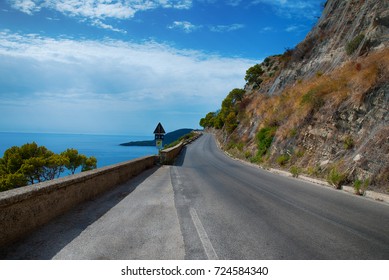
164;132;197;149
199;88;246;132
0;143;97;192
290;166;301;178
289;128;298;137
301;89;324;109
353;178;369;195
276;154;290;166
294;148;305;158
82;156;97;172
244;150;252;159
346;34;365;55
256;126;277;157
225;112;238;133
327;167;346;189
61;149;85;174
306;165;321;177
229;88;245;103
245;64;264;85
343;136;354;150
250;154;263;164
199;112;217;128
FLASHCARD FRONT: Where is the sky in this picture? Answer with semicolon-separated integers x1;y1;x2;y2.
0;0;323;136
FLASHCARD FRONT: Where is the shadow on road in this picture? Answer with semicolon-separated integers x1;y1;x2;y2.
174;146;187;167
1;166;161;260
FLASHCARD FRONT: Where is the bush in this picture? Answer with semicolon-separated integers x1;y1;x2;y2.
256;126;278;157
301;89;324;109
327;167;346;189
245;64;265;84
290;166;301;178
306;165;322;177
346;34;365;55
353;178;369;195
277;154;290;166
343;136;354;150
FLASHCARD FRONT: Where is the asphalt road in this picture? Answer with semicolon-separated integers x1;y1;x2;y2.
172;133;389;259
2;133;389;259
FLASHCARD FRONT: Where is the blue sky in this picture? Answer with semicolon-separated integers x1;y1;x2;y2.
0;0;323;135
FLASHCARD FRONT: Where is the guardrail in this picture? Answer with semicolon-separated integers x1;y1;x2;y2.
0;155;157;247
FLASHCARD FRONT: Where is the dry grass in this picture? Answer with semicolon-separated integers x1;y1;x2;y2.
248;49;389;140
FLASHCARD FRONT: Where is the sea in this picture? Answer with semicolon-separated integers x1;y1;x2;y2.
0;132;158;169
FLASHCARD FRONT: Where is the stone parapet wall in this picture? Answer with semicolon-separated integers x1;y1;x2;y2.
0;155;157;247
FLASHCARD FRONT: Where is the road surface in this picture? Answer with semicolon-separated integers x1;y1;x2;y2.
2;133;389;259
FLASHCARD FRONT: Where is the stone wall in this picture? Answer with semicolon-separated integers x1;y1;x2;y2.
159;132;202;165
0;156;157;247
160;142;184;165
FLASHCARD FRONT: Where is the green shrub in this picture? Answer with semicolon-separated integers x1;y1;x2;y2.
306;165;321;177
250;155;263;164
289;128;298;137
343;136;354;150
327;167;346;189
290;166;301;178
277;154;290;166
346;34;365;55
295;149;305;158
301;89;324;109
353;178;369;195
245;64;264;84
256;126;278;157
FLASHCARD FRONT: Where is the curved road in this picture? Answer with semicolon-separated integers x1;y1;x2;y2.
3;133;389;259
172;133;389;259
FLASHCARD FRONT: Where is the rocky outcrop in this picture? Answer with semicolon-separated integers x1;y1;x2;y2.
215;0;389;193
268;0;389;95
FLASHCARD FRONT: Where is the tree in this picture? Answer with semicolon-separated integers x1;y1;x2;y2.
0;143;97;192
81;156;97;172
229;88;245;103
245;64;264;85
225;112;238;133
61;149;84;174
200;112;217;128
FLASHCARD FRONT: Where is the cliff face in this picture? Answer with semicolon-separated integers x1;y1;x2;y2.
269;0;389;95
213;0;389;193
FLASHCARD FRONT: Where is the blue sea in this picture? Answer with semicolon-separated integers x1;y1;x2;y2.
0;132;158;168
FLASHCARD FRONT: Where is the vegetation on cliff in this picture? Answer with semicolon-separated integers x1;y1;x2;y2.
200;0;389;194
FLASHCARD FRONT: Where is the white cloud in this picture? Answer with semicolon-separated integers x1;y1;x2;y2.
259;26;274;33
9;0;193;18
168;21;202;33
209;24;245;33
226;0;243;7
251;0;322;19
0;31;255;134
9;0;40;15
8;0;193;33
92;19;127;34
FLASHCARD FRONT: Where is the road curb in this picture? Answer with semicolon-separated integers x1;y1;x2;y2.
214;135;389;205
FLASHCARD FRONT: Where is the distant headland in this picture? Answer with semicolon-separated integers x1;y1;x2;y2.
120;128;194;147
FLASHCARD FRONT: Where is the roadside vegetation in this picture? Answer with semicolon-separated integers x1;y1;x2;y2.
200;48;389;193
163;131;197;149
0;142;97;192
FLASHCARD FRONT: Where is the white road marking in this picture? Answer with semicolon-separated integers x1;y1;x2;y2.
189;207;219;260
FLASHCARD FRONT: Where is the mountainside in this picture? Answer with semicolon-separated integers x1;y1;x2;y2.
120;129;193;147
201;0;389;194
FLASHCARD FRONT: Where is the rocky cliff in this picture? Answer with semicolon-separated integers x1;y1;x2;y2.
203;0;389;194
